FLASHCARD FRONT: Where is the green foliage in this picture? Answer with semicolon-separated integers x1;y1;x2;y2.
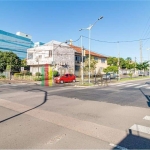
0;51;21;72
136;61;149;71
107;57;118;66
25;71;32;76
107;56;136;70
34;77;42;81
83;56;98;73
128;72;133;78
21;59;27;67
53;70;59;77
14;73;23;77
35;72;41;76
0;75;6;79
103;66;118;73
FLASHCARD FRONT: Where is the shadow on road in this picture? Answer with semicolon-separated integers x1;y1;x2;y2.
139;88;150;107
0;89;47;123
112;129;150;149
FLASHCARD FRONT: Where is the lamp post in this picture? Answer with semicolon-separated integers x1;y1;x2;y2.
147;48;150;77
79;16;103;83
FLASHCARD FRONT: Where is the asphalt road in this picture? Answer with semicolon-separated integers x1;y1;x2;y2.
0;79;150;149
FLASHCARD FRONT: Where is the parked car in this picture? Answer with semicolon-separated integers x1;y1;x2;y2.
138;72;149;76
54;73;76;84
103;72;118;80
102;74;111;80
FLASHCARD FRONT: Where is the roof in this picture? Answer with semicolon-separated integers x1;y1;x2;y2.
44;40;69;47
69;45;107;58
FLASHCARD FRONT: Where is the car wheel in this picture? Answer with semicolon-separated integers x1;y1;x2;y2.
73;79;76;83
60;80;64;84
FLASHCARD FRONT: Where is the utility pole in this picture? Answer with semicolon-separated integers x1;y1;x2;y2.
140;41;143;63
117;42;120;80
135;57;136;75
147;48;150;77
81;35;84;85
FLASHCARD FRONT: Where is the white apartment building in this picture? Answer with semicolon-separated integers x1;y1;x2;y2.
27;40;75;75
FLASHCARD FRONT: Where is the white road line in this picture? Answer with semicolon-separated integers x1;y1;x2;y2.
145;86;150;89
135;85;148;88
130;124;150;135
143;115;150;121
109;143;128;150
116;83;133;86
125;84;139;87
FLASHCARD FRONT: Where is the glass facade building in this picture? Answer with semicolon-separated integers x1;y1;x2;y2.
0;30;34;59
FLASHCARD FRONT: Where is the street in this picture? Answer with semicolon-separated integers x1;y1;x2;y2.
0;79;150;149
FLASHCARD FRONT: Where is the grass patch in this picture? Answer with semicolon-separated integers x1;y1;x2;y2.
118;76;150;82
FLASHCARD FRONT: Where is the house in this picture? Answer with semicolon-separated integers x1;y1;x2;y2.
69;44;108;76
27;40;108;76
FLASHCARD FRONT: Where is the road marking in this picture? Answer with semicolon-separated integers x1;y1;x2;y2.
130;124;150;135
145;86;150;89
135;85;148;88
109;143;128;150
116;83;133;86
125;84;139;87
143;115;150;121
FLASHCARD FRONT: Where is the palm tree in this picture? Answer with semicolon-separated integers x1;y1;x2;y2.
136;61;149;76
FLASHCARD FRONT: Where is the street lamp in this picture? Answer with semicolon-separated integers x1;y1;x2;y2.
79;16;103;83
147;48;150;77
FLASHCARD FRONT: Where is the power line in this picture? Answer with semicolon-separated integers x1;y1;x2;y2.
82;35;150;43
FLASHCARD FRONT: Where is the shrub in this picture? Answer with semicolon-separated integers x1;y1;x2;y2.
35;72;41;76
0;75;6;79
34;77;42;81
128;72;133;78
53;70;59;77
14;73;23;77
25;71;32;76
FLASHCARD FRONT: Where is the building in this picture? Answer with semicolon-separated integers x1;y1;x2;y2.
27;40;75;75
69;45;108;76
0;30;34;59
27;40;108;76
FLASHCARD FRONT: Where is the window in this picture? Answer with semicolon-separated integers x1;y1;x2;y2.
75;65;80;71
101;58;105;63
75;56;81;63
94;57;99;60
28;53;33;59
49;50;52;57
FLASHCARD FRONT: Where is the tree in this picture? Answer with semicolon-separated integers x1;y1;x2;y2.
126;57;132;62
83;56;98;75
107;57;118;66
103;66;118;73
136;61;149;71
0;51;21;72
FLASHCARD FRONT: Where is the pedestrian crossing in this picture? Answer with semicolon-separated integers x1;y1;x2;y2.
129;115;150;135
110;82;150;89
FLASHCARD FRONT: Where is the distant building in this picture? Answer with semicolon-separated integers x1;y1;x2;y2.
0;30;34;59
34;42;45;47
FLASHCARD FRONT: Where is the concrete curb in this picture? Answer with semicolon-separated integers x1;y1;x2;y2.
109;77;150;85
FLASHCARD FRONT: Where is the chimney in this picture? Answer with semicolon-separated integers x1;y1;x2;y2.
70;39;73;45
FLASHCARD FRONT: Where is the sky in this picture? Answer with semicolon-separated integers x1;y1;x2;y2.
1;0;150;62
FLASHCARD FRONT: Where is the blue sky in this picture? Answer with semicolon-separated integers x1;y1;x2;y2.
1;1;150;62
